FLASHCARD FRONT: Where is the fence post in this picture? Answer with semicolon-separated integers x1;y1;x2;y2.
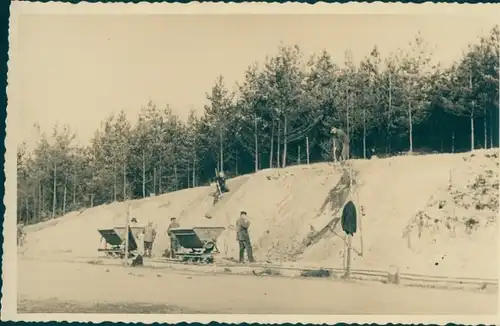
306;137;310;165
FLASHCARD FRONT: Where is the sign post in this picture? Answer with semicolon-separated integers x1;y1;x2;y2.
342;164;356;279
346;234;352;278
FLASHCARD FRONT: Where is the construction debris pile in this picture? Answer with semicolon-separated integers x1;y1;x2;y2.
402;150;498;278
405;151;498;241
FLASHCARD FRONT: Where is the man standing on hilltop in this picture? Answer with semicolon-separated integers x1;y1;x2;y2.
331;127;350;162
236;211;255;263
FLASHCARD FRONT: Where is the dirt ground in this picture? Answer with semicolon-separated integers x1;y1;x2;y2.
17;259;497;315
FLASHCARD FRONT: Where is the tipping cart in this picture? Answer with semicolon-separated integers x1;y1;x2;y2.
98;226;144;258
169;227;225;264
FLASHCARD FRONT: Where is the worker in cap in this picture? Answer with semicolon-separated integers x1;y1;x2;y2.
236;210;255;263
143;220;156;258
167;217;180;258
331;127;350;162
216;171;229;194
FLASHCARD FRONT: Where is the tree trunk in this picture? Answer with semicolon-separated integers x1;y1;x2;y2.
33;188;38;223
489;110;494;149
63;175;67;215
306;136;310;164
282;115;288;168
39;183;43;221
236;151;240;174
123;163;127;201
346;90;350;138
452;131;455;153
470;109;475;151
113;170;117;202
174;164;178;191
142;150;146;198
297;146;301;165
192;157;196;188
41;184;45;219
153;167;157;195
363;107;367;159
387;71;393;153
408;102;413;153
333;139;337;162
90;172;95;208
484;107;488;149
72;174;76;208
269;120;274;168
31;192;36;223
52;163;57;219
254;114;259;172
159;165;163;193
276;119;281;168
25;197;29;224
219;126;224;172
470;69;475;151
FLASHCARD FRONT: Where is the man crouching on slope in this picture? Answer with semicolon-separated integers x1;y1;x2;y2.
215;171;229;194
331;127;350;162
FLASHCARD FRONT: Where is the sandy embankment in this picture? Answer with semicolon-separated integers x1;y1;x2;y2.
20;149;499;278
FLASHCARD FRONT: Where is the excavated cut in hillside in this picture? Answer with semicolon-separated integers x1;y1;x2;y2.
22;150;498;278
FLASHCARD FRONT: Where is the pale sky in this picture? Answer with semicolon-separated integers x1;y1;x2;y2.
12;13;500;146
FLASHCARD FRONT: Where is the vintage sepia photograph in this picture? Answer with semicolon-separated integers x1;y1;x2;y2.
2;1;500;323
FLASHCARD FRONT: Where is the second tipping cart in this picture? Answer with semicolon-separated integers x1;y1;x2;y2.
97;226;144;258
169;226;225;264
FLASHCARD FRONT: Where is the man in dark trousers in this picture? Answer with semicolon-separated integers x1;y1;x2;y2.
167;217;180;258
236;211;255;263
143;221;157;258
331;127;350;162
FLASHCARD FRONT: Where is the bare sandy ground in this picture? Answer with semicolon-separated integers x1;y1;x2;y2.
18;259;497;315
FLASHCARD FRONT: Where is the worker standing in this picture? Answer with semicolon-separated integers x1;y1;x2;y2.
236;211;255;263
167;217;180;258
17;223;25;246
331;127;350;162
143;221;156;258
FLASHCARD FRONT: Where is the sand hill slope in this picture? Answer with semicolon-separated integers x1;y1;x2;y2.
22;150;499;278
